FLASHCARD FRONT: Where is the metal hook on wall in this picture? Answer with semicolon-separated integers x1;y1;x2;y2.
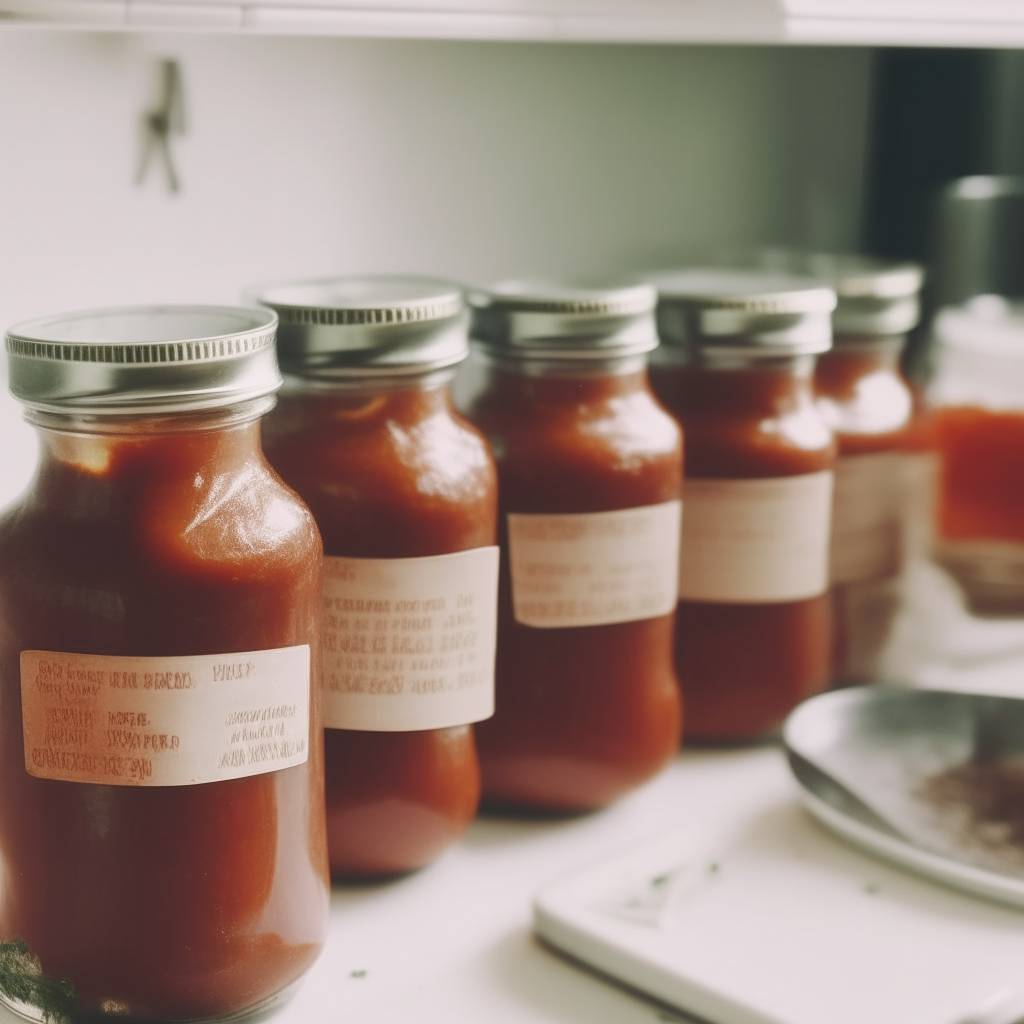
136;59;186;193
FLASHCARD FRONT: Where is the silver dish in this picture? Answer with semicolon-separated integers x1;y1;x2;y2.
784;685;1024;910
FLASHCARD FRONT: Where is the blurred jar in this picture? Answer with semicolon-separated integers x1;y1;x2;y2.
261;277;499;876
649;269;837;740
466;282;683;811
811;256;922;683
929;296;1024;615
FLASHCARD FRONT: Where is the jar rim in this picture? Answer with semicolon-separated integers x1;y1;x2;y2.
257;275;469;373
468;280;658;360
6;304;282;415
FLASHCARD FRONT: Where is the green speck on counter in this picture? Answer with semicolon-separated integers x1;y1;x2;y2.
350;969;368;979
864;881;881;895
706;861;720;875
0;939;76;1023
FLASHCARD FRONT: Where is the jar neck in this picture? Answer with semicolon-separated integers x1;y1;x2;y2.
832;333;906;354
815;335;906;404
480;356;649;404
282;366;459;392
651;354;816;417
818;334;904;378
281;366;455;397
271;369;457;431
27;398;271;485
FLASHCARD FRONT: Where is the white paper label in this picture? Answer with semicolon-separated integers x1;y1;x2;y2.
834;574;901;682
679;472;833;603
830;452;903;585
507;501;682;628
321;547;499;731
901;449;939;560
21;646;310;787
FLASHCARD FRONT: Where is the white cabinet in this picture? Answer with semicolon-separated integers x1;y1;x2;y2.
2;0;1024;45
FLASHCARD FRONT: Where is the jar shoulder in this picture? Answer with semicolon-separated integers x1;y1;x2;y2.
0;456;321;584
469;386;683;511
265;404;498;518
679;405;835;478
470;386;681;469
816;369;913;444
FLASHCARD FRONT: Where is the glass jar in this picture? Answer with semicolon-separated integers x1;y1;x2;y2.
466;282;683;811
259;277;498;876
649;270;837;740
929;296;1024;614
811;256;921;683
0;307;328;1021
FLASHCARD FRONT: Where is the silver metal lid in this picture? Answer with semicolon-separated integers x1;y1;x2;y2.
647;269;836;357
468;281;658;361
6;305;281;415
258;276;467;375
757;252;923;336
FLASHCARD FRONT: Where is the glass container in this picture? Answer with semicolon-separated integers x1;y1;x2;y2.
0;306;328;1021
810;255;921;682
649;269;837;740
260;277;498;876
467;282;683;811
928;296;1024;614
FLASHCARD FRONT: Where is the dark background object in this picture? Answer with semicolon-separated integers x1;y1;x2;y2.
929;177;1024;309
861;49;1001;380
862;48;994;265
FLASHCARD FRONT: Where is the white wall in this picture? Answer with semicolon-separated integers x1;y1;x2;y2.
0;30;873;500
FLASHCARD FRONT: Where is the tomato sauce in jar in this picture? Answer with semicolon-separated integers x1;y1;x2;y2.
0;307;328;1021
811;257;920;682
466;283;683;811
928;298;1024;613
649;270;837;740
260;278;498;876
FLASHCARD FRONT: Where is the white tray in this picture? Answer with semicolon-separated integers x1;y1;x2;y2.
535;795;1024;1024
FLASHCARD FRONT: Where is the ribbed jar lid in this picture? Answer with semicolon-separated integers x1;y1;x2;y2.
759;253;923;336
257;276;467;375
6;305;281;415
468;281;658;360
648;269;836;357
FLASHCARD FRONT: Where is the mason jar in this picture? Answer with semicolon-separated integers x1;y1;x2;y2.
0;306;328;1021
929;296;1024;614
811;256;921;682
649;270;837;740
259;277;499;876
466;282;683;811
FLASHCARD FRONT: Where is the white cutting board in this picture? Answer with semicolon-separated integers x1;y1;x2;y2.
534;796;1024;1024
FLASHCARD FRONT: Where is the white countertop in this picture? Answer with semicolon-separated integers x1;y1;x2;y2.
272;748;783;1024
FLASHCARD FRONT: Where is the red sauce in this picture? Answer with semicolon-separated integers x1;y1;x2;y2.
815;339;912;682
468;367;683;811
652;362;835;740
815;342;911;457
934;406;1024;543
0;411;328;1019
263;381;497;875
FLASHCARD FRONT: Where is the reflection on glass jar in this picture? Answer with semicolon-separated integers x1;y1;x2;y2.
648;269;837;740
260;277;499;877
0;306;328;1021
930;297;1024;615
467;282;683;811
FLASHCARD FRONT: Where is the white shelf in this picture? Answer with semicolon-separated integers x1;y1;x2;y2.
2;0;1024;46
